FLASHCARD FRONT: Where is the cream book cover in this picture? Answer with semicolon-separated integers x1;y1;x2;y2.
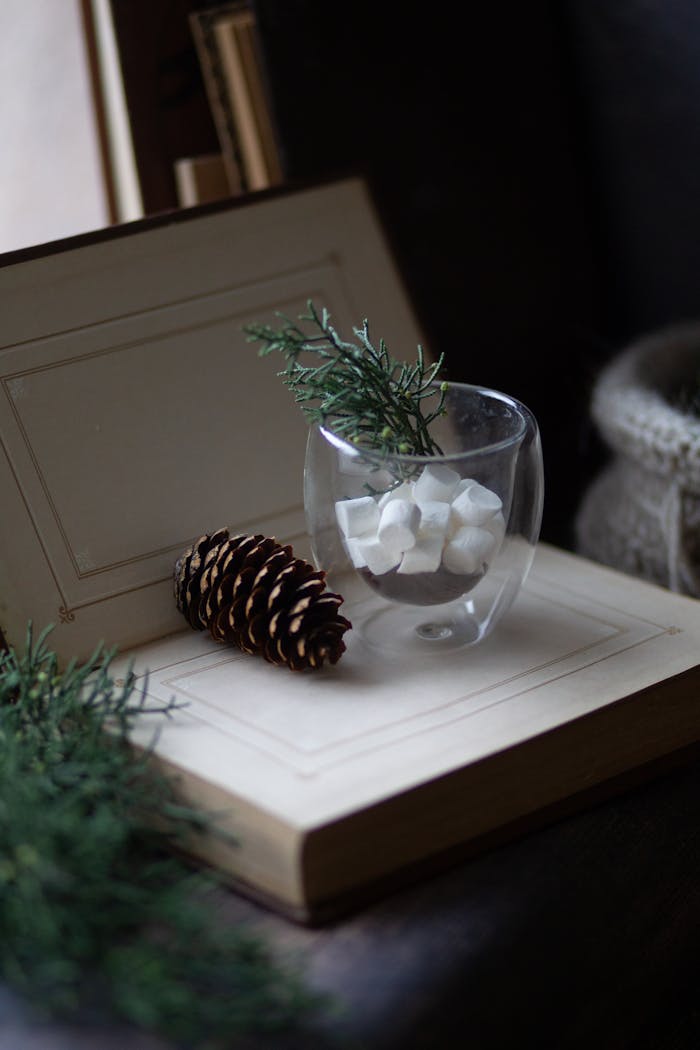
1;176;699;922
0;176;425;663
109;544;700;919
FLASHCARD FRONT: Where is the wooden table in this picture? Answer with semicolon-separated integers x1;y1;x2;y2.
2;754;699;1050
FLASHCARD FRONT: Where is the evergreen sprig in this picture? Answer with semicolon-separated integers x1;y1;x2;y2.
244;300;448;457
0;625;322;1046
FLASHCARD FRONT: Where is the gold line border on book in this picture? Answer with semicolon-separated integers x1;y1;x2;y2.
0;257;339;353
140;578;668;775
49;528;309;620
0;260;337;612
154;625;669;778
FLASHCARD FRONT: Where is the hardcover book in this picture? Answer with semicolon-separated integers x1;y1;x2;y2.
211;3;284;191
86;0;223;216
189;1;283;196
1;176;699;923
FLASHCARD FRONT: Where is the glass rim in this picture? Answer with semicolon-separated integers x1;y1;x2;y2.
318;381;536;464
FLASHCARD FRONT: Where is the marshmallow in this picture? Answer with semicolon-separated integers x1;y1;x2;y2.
353;534;402;575
482;510;506;549
397;533;444;574
454;477;477;497
413;463;460;504
377;481;415;509
335;496;380;538
442;525;497;575
344;535;369;569
337;475;505;581
418;499;451;541
378;498;420;552
450;482;502;527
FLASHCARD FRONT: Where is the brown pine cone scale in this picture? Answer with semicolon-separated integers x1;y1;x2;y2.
174;530;351;671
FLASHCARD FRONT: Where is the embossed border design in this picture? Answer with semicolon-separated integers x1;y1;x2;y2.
132;573;675;778
0;260;346;620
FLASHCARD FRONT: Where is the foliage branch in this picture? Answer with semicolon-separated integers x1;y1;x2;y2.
0;625;321;1046
244;300;448;457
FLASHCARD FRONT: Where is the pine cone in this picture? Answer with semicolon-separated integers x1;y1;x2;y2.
174;529;351;671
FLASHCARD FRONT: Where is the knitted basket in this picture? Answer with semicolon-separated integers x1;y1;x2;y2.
575;324;700;596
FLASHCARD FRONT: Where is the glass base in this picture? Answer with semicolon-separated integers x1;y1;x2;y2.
353;597;484;654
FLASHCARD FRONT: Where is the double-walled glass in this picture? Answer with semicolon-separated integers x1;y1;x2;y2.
304;382;543;652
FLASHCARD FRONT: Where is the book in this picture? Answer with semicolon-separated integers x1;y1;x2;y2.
189;3;247;196
190;2;283;195
81;0;143;224
88;0;223;215
212;5;283;191
109;545;700;921
174;152;230;206
1;175;699;923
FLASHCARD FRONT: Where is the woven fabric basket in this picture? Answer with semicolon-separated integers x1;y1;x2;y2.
575;324;700;596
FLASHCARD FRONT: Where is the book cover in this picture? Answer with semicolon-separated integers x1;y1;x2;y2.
0;176;426;663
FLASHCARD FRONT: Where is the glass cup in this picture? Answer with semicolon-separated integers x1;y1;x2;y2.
304;382;543;653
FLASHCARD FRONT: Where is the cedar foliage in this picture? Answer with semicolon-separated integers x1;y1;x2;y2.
244;300;448;457
0;625;321;1046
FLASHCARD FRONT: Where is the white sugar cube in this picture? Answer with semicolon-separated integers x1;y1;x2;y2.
413;463;460;504
418;499;451;541
397;533;444;574
377;481;415;509
450;481;502;527
354;534;402;575
335;496;380;538
442;525;497;575
378;498;420;552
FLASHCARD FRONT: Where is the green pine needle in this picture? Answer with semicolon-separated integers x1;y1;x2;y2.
244;300;448;457
0;625;323;1046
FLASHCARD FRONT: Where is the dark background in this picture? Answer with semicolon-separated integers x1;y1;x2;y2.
254;0;700;549
109;0;700;549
